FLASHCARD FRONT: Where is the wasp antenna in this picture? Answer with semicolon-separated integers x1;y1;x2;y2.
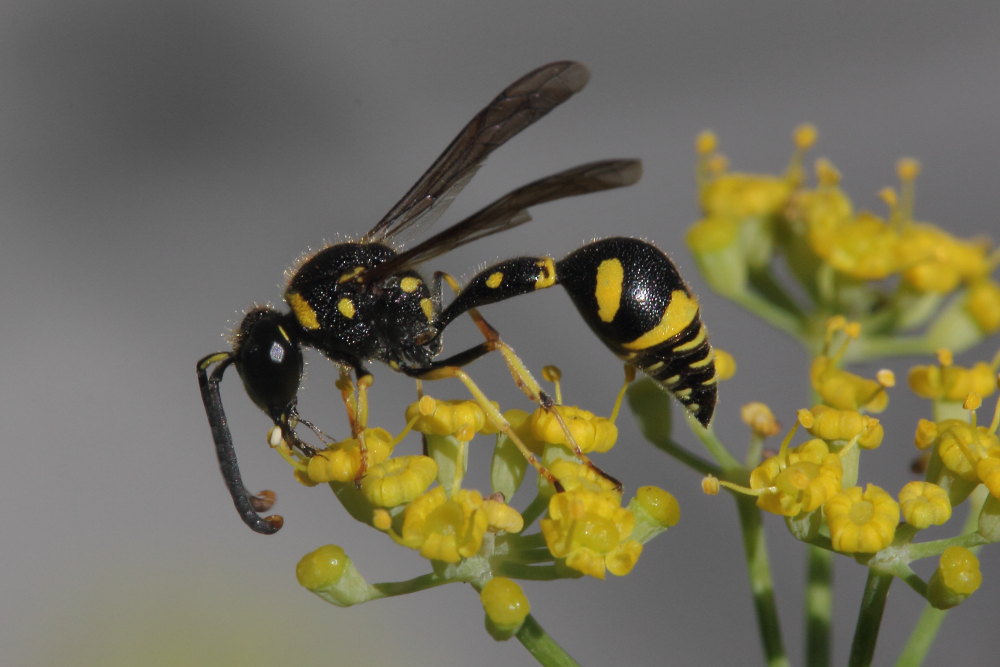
197;352;284;534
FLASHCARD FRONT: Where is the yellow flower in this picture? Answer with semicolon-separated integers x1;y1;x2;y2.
908;357;997;402
529;405;618;454
700;173;793;220
750;439;843;516
296;544;349;592
823;484;899;554
741;402;782;438
399;487;487;563
799;405;884;449
548;459;620;494
405;396;493;442
306;428;395;484
814;211;900;280
897;224;990;293
933;420;1000;482
928;546;982;609
966;280;1000;333
633;486;681;528
713;348;737;381
810;356;889;412
541;489;642;579
360;455;437;507
898;481;952;529
482;496;525;534
480;577;531;634
976;456;1000;498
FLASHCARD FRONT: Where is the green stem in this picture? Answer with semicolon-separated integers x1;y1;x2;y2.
515;614;580;666
691;422;742;472
372;572;449;597
731;291;805;338
735;495;789;667
848;570;893;667
805;546;832;667
520;493;549;527
894;606;946;667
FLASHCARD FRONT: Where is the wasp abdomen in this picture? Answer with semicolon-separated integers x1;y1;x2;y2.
556;237;717;426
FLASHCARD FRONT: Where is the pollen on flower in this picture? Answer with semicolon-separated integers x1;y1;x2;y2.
695;130;718;156
898;481;952;529
876;369;896;388
793;124;818;150
823;484;899;554
896;157;921;182
541;489;641;579
814;158;842;186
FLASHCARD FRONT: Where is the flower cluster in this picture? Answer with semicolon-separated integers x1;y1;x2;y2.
280;366;681;643
687;127;1000;360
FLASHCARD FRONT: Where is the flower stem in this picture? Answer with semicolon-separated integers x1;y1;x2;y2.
894;606;946;667
805;545;833;667
735;495;790;667
848;570;893;667
372;572;449;597
515;614;580;666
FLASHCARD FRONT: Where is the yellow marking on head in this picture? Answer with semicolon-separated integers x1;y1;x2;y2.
534;257;557;290
287;292;320;330
486;272;504;289
420;298;435;321
622;290;699;351
595;258;624;323
673;327;707;352
337;266;366;283
400;276;421;293
337;298;356;319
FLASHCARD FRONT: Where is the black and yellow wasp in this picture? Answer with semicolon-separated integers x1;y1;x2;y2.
198;61;717;534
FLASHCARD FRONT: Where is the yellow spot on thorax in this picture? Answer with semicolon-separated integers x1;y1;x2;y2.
622;290;700;351
287;291;320;330
338;298;356;319
534;257;557;289
400;276;421;293
337;266;365;283
486;272;504;289
595;258;624;323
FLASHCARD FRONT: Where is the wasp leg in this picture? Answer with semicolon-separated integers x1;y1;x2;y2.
405;361;563;492
197;352;283;534
433;267;622;490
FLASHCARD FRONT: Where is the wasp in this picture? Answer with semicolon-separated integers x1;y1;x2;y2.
198;61;717;534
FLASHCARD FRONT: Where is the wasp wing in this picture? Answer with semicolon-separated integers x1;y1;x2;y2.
362;61;590;244
359;159;642;284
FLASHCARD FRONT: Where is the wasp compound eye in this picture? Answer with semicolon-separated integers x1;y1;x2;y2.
234;308;304;420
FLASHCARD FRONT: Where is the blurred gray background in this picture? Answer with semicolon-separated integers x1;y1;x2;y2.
3;1;999;665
